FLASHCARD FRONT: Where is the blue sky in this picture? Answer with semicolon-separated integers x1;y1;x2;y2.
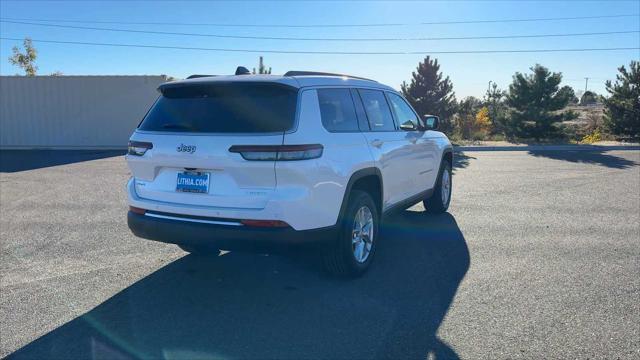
1;0;638;98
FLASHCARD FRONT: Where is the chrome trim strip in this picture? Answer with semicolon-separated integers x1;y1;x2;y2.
145;212;243;226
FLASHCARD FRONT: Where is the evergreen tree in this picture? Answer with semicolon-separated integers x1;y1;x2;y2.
484;82;507;133
559;85;579;105
505;64;576;140
401;56;456;133
580;91;598;105
604;61;639;138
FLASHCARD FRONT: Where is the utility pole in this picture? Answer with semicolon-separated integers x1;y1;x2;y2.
584;77;590;93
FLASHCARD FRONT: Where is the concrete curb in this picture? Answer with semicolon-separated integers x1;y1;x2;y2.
454;145;640;152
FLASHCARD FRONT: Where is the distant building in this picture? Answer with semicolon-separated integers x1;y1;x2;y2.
0;75;168;149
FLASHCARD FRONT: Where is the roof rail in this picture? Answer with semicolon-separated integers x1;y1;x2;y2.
284;71;376;82
186;74;216;79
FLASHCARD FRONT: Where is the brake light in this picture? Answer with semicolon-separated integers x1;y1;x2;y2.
128;141;153;156
241;219;290;228
229;144;323;161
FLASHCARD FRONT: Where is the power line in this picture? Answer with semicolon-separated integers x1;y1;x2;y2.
2;20;638;42
1;36;638;55
0;13;638;28
565;78;613;82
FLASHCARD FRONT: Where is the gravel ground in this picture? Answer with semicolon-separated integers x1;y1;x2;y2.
1;149;638;359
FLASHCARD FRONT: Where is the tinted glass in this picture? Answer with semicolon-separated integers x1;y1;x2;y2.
317;89;359;132
139;83;298;133
387;93;419;129
358;89;396;131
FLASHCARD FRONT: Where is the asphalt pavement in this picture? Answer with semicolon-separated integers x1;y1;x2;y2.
1;149;638;359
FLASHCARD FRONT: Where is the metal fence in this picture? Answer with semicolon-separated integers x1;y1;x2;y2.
0;75;166;149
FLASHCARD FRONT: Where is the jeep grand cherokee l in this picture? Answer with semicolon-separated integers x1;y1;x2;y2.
127;70;453;276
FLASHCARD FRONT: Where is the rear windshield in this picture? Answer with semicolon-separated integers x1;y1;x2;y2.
138;83;298;133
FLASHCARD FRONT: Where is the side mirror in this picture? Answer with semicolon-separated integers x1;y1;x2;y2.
422;115;439;130
399;120;417;131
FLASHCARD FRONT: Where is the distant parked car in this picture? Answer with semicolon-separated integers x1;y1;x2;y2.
126;69;453;276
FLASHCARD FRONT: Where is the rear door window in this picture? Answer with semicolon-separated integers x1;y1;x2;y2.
357;89;396;131
317;89;359;132
138;83;298;133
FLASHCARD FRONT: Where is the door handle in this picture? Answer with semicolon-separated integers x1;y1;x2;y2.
370;139;383;148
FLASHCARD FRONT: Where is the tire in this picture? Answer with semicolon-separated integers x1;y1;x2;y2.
178;244;220;257
424;160;452;214
323;190;379;277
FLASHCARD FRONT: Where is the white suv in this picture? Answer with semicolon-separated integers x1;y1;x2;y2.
126;69;453;276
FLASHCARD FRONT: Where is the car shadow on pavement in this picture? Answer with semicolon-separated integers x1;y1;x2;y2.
0;150;125;173
8;212;469;360
527;150;638;169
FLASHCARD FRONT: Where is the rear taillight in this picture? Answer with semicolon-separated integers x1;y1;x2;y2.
129;206;146;215
229;144;323;161
128;141;153;156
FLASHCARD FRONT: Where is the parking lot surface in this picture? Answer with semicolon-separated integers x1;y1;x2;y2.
1;149;639;359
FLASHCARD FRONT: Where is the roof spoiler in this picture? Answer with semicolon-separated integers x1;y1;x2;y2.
284;71;376;82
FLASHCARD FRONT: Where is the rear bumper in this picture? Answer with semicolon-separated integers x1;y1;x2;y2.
127;211;337;251
126;177;343;231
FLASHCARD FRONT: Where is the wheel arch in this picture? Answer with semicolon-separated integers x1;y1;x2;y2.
442;148;453;168
337;168;383;223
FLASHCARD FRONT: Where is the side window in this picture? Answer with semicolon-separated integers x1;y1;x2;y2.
357;89;396;131
387;93;420;129
317;89;359;132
